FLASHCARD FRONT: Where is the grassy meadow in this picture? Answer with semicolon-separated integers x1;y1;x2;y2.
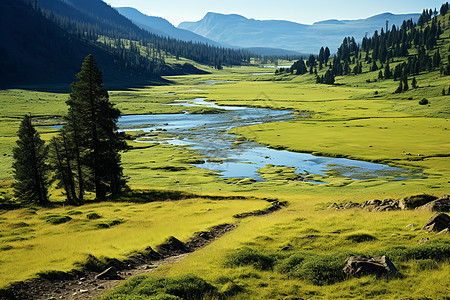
1;36;450;298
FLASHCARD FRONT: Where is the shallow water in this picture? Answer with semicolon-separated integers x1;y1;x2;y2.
119;98;418;181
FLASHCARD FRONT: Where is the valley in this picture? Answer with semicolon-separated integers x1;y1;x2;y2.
0;1;449;299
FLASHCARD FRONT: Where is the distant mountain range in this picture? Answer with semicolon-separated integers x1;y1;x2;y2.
115;7;222;46
179;12;421;53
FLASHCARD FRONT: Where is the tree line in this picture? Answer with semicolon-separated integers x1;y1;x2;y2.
13;55;126;205
287;2;450;86
36;0;251;71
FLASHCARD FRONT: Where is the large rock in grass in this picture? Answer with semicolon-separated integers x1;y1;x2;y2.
156;236;190;256
416;195;450;212
343;256;397;277
422;213;450;232
95;267;121;280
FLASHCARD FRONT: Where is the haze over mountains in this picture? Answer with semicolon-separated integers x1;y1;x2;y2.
179;12;421;53
115;7;222;47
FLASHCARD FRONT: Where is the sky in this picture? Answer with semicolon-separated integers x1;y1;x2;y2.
105;0;445;26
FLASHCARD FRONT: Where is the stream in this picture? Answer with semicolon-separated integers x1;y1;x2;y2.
119;97;418;182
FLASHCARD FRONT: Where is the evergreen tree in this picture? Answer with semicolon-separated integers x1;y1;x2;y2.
395;81;403;93
65;55;127;200
12;115;49;205
402;70;409;91
371;60;378;72
412;77;417;88
384;62;392;79
324;47;331;63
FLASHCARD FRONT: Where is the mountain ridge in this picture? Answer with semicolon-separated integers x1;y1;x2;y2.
179;12;421;53
115;7;222;46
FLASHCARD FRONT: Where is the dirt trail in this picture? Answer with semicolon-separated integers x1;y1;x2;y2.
0;200;286;300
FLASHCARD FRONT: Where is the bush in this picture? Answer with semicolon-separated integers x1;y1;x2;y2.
277;253;307;274
96;219;125;229
345;233;377;243
224;247;275;270
86;212;102;220
415;259;440;271
299;255;346;285
419;98;429;105
382;239;450;262
44;215;72;225
103;274;218;300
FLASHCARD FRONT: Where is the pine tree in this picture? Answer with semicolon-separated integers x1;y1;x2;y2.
384;62;392;79
412;77;417;88
65;55;127;200
12;115;49;204
395;81;403;93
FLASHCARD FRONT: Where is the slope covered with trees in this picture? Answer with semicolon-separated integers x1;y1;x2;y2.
288;2;450;88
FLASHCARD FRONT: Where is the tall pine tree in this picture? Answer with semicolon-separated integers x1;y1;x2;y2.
12;115;49;205
65;54;126;200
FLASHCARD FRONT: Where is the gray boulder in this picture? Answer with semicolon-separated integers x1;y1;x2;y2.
416;195;450;212
95;267;121;280
422;213;450;232
343;256;397;277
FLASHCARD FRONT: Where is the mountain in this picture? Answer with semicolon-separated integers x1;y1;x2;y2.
37;0;250;70
115;7;221;46
0;0;161;88
179;12;421;53
245;47;304;56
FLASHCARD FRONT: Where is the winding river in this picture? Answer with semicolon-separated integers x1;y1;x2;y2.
118;98;418;182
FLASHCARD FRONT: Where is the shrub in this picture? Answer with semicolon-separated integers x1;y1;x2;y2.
277;253;307;274
299;255;346;285
96;219;125;229
345;233;377;243
419;98;429;105
44;215;72;225
103;274;218;300
224;247;275;270
277;252;347;285
382;239;450;262
87;212;102;220
415;259;440;271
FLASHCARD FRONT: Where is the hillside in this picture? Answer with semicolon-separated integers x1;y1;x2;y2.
0;0;161;87
179;12;421;53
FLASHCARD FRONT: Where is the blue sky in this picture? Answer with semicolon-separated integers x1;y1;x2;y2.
105;0;444;26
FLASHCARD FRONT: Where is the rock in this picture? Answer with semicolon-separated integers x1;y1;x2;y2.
422;213;450;232
402;194;438;209
438;228;449;235
156;236;190;256
365;199;382;206
301;235;320;239
418;237;429;244
343;256;397;277
381;198;393;206
416;195;450;212
328;203;340;209
375;205;398;212
343;202;359;209
94;267;121;280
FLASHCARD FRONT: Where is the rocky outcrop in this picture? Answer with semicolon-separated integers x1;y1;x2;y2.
343;256;397;277
328;195;447;212
422;213;450;232
328;199;400;212
416;195;450;212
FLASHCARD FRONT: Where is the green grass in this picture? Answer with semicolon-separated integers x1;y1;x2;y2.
0;198;267;287
0;37;450;298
